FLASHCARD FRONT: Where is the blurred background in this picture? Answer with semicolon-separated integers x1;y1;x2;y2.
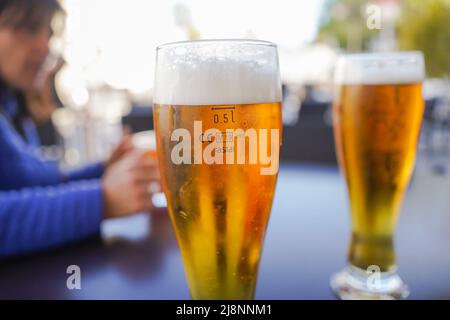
37;0;450;173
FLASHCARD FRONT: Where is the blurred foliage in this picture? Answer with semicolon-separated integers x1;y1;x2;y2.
318;0;450;77
317;0;380;51
397;0;450;77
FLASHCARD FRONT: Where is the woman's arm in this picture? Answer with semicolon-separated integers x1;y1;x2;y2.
62;162;105;182
0;180;103;257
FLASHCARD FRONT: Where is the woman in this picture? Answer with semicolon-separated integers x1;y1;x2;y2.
0;0;160;257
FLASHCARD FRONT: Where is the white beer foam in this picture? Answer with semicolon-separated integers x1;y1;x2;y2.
154;40;282;105
334;52;425;85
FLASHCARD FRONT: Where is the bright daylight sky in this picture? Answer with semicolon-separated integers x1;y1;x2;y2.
58;0;325;100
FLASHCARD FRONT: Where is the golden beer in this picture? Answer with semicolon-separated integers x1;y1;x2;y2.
333;83;424;271
153;40;282;299
154;102;281;299
331;52;425;299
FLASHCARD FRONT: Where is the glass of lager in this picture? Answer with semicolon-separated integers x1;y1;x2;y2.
153;40;282;299
330;52;425;299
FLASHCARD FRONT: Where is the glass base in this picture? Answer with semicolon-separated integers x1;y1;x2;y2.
330;265;409;300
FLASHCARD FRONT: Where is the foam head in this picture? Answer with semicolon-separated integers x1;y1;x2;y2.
154;40;282;105
334;51;425;85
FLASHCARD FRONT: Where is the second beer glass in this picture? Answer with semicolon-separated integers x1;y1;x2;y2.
330;52;425;299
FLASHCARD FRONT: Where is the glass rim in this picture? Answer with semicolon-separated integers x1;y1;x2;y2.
338;50;424;61
156;39;277;51
334;50;425;85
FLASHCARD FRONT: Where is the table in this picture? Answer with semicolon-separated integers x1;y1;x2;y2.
1;163;450;299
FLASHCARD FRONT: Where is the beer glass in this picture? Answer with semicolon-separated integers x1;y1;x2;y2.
132;130;166;208
153;40;282;299
330;52;425;299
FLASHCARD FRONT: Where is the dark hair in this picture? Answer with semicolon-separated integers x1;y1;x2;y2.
0;0;61;32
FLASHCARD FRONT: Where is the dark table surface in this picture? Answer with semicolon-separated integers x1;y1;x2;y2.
1;162;450;299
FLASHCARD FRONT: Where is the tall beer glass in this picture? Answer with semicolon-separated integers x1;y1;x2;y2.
330;52;425;299
153;40;282;299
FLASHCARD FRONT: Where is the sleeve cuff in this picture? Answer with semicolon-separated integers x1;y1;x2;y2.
63;162;105;182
